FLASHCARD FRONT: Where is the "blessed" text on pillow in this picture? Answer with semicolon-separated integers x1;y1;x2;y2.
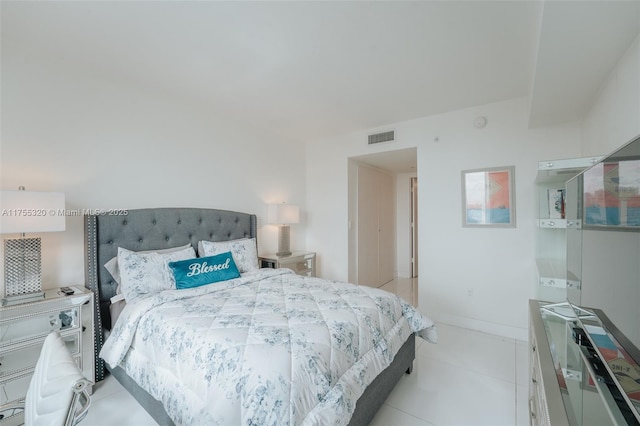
187;258;231;277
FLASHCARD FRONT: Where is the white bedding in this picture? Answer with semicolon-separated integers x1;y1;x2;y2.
100;268;437;426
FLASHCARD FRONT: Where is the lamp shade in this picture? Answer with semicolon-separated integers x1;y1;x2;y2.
0;191;66;234
267;204;299;225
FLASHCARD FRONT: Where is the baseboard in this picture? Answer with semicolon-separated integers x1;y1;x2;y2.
436;313;528;342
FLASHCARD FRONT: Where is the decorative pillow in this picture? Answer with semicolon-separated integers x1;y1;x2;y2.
198;238;258;273
169;252;240;289
104;243;194;286
117;246;196;301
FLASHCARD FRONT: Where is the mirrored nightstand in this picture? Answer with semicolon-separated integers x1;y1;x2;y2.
259;251;316;277
0;287;94;426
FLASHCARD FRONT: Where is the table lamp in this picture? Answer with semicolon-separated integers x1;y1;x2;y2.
0;188;65;304
267;203;299;256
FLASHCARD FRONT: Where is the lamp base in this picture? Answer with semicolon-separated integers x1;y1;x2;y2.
4;237;42;297
276;225;292;257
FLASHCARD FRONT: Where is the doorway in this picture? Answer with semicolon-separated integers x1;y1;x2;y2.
347;147;418;288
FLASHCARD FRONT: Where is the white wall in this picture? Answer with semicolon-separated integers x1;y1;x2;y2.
582;33;640;156
307;97;583;339
0;45;307;293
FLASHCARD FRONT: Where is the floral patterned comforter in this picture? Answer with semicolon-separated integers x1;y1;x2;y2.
100;268;437;426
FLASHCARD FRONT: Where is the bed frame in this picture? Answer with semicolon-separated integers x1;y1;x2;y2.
84;207;415;425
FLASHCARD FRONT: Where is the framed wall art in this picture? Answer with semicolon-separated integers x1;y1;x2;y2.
462;166;516;227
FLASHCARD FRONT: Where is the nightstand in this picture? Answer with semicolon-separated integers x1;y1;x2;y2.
259;251;316;277
0;287;94;426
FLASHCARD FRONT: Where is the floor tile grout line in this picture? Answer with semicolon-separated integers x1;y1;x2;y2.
379;402;437;425
384;354;517;426
415;344;519;386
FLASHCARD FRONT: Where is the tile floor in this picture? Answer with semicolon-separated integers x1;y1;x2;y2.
82;278;530;426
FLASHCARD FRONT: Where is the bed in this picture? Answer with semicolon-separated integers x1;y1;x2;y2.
84;208;436;425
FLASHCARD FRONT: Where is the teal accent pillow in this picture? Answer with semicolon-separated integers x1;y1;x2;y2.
169;252;240;289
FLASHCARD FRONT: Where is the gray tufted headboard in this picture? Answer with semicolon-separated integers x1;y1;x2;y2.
84;207;257;380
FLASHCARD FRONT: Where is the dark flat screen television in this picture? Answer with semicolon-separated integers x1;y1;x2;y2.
565;133;640;422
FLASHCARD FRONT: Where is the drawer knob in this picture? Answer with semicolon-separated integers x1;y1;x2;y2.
49;317;60;329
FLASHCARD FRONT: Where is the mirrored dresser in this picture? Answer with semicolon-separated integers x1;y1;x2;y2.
529;300;640;425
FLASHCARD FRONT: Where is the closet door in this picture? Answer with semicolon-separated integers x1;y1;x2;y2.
357;165;380;287
356;164;395;287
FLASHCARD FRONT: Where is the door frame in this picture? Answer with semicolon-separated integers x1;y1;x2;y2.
411;177;419;278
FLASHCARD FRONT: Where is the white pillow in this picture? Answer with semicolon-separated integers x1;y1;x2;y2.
198;238;258;273
117;246;196;301
104;243;193;286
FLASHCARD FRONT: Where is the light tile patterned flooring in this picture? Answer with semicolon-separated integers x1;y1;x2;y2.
83;278;530;425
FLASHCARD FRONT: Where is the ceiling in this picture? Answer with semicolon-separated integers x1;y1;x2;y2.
530;1;640;127
2;1;639;153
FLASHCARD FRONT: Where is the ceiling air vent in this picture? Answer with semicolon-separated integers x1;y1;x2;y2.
368;131;395;145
